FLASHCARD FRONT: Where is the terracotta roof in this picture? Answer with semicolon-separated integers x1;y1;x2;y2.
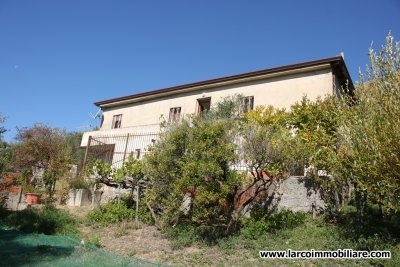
95;56;354;108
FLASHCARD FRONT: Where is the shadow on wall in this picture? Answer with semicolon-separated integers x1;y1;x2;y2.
278;176;325;212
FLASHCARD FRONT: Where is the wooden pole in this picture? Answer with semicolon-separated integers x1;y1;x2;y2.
135;185;139;228
122;133;130;162
82;136;92;175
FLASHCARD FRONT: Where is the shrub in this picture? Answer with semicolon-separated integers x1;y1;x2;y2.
164;223;200;249
39;206;78;235
241;209;307;239
87;201;135;226
86;194;154;226
269;209;307;230
69;178;90;189
2;206;77;235
240;218;271;239
118;194;154;225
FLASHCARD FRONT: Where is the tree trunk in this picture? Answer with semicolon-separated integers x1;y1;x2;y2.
225;209;241;235
146;201;163;230
90;183;98;209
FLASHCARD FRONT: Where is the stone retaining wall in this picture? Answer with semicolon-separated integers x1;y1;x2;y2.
277;176;325;212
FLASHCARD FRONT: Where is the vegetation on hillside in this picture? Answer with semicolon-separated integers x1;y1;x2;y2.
0;33;399;266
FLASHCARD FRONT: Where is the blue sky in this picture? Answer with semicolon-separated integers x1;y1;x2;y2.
0;0;399;142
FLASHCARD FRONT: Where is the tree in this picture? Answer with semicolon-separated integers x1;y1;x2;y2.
288;96;350;213
0;115;11;175
144;115;239;230
228;105;303;226
144;97;298;233
340;33;400;214
65;131;85;174
12;124;72;201
0;115;12;205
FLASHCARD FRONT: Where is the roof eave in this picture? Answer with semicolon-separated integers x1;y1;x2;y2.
95;56;353;108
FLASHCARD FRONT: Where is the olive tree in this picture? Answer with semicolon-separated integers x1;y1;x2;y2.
144;96;297;233
340;33;400;215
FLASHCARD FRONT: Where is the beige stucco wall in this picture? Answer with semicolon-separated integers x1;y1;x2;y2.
81;66;334;148
101;68;333;130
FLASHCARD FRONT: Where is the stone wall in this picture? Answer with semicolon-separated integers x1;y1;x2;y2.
4;192;27;210
277;176;325;212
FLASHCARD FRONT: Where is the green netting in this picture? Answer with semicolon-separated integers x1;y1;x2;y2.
0;225;169;267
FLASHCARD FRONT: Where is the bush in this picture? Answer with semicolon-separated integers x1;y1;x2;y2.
165;223;200;249
69;178;90;189
241;209;307;239
87;201;135;226
270;209;307;230
1;206;77;235
119;194;154;225
39;206;78;235
86;195;153;226
240;218;271;239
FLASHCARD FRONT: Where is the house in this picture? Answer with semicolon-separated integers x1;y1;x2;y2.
81;56;354;169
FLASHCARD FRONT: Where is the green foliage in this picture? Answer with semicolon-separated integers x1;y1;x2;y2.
204;94;243;119
164;224;200;249
244;105;288;126
0;114;6;136
86;195;153;226
213;214;399;267
86;234;102;247
240;209;307;239
13;171;42;193
145;115;240;227
0;116;11;174
240;218;271;240
1;206;78;236
88;156;144;184
121;194;154;225
288;96;350;211
179;118;239;223
244;105;306;176
270;209;307;229
87;201;135;226
339;33;400;213
289;96;344;176
87;159;112;178
65;131;85;173
145;97;304;232
113;156;143;182
68;177;90;189
12;124;72;200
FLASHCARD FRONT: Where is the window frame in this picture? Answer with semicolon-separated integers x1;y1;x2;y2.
168;107;182;123
111;114;122;129
197;97;211;117
240;96;254;114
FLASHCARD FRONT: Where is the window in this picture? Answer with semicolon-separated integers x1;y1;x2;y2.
168;107;181;123
197;98;211;117
111;114;122;129
89;143;115;165
240;96;254;114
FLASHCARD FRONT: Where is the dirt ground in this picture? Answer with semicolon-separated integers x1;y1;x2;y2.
61;205;229;266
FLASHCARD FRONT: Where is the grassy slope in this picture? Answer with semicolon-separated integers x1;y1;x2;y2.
160;215;399;267
1;205;398;267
